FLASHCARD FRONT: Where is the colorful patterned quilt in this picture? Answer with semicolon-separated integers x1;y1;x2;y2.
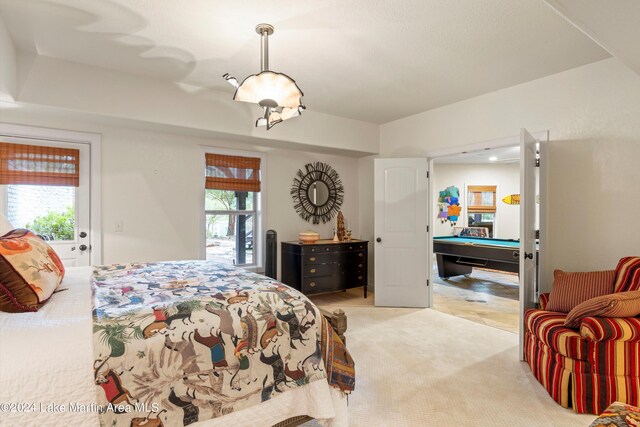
91;261;354;426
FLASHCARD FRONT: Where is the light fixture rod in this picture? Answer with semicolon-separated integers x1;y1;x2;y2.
256;24;274;72
261;31;269;71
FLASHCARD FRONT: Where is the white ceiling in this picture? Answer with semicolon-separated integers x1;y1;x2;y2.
434;146;520;164
544;0;640;76
0;0;610;123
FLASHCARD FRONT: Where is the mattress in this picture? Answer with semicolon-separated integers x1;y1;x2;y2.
0;266;348;427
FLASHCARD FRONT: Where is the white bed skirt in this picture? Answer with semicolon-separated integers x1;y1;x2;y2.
0;267;348;427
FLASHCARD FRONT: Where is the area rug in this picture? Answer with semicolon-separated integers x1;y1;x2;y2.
306;305;595;427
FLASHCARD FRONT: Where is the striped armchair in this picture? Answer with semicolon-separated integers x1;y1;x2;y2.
524;257;640;414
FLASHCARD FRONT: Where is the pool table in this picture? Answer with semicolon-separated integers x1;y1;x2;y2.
433;236;538;279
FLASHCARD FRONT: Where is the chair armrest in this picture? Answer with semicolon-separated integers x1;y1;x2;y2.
580;317;640;342
538;293;550;310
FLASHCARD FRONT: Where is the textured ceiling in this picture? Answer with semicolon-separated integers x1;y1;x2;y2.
434;146;521;164
544;0;640;76
0;0;610;123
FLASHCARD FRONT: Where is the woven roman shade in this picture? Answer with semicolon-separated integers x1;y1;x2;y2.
205;153;261;192
467;185;496;213
0;142;80;187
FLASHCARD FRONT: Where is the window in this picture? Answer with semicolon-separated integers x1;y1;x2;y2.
0;142;80;241
467;185;497;237
467;185;496;213
6;185;75;240
205;153;261;266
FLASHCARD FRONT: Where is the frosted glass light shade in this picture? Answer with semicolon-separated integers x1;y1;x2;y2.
234;71;304;109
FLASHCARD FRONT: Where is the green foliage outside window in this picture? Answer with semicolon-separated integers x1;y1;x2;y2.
26;206;75;240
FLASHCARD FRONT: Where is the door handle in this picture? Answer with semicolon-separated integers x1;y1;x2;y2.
376;237;382;243
79;244;88;251
524;252;534;260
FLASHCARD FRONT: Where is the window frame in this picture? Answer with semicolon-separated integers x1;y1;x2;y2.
200;147;266;272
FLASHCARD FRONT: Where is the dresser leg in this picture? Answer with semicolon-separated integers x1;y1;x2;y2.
364;284;367;298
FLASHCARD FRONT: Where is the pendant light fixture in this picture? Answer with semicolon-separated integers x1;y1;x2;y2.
223;24;306;130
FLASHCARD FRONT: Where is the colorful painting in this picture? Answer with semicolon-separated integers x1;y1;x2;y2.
438;186;461;226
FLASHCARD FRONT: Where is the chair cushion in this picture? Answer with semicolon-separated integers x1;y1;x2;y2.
525;309;589;360
546;270;615;313
613;256;640;293
565;291;640;328
0;229;65;312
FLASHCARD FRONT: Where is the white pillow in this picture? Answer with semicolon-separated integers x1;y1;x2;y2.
0;213;14;235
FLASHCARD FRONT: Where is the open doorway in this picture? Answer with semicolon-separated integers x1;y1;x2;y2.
429;144;534;334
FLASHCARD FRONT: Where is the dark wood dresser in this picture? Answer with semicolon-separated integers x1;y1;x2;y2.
281;239;368;297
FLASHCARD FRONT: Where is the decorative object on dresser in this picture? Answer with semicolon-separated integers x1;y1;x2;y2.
336;211;346;241
281;239;368;298
298;230;320;244
290;162;344;224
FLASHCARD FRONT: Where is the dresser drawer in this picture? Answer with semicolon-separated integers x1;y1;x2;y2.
303;253;344;264
343;242;367;251
301;245;339;254
302;277;339;293
347;271;368;286
348;270;367;280
352;250;366;260
302;264;337;278
345;259;367;270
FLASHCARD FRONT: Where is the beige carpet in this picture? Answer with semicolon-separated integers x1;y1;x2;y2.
304;304;595;427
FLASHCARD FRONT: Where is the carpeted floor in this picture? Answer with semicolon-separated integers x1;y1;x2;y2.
304;301;596;427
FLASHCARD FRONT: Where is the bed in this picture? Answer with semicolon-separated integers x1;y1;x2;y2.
0;261;353;427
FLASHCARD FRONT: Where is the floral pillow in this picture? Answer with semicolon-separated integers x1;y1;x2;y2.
0;229;65;312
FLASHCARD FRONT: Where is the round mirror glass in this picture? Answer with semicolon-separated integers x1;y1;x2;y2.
307;180;330;206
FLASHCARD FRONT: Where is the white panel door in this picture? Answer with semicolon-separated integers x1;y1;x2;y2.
519;129;538;359
374;158;429;307
0;137;91;267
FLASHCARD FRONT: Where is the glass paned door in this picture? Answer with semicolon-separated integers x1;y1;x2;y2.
0;138;91;266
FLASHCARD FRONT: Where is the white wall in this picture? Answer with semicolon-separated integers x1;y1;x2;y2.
432;163;520;239
376;58;640;291
0;14;17;102
0;109;360;280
